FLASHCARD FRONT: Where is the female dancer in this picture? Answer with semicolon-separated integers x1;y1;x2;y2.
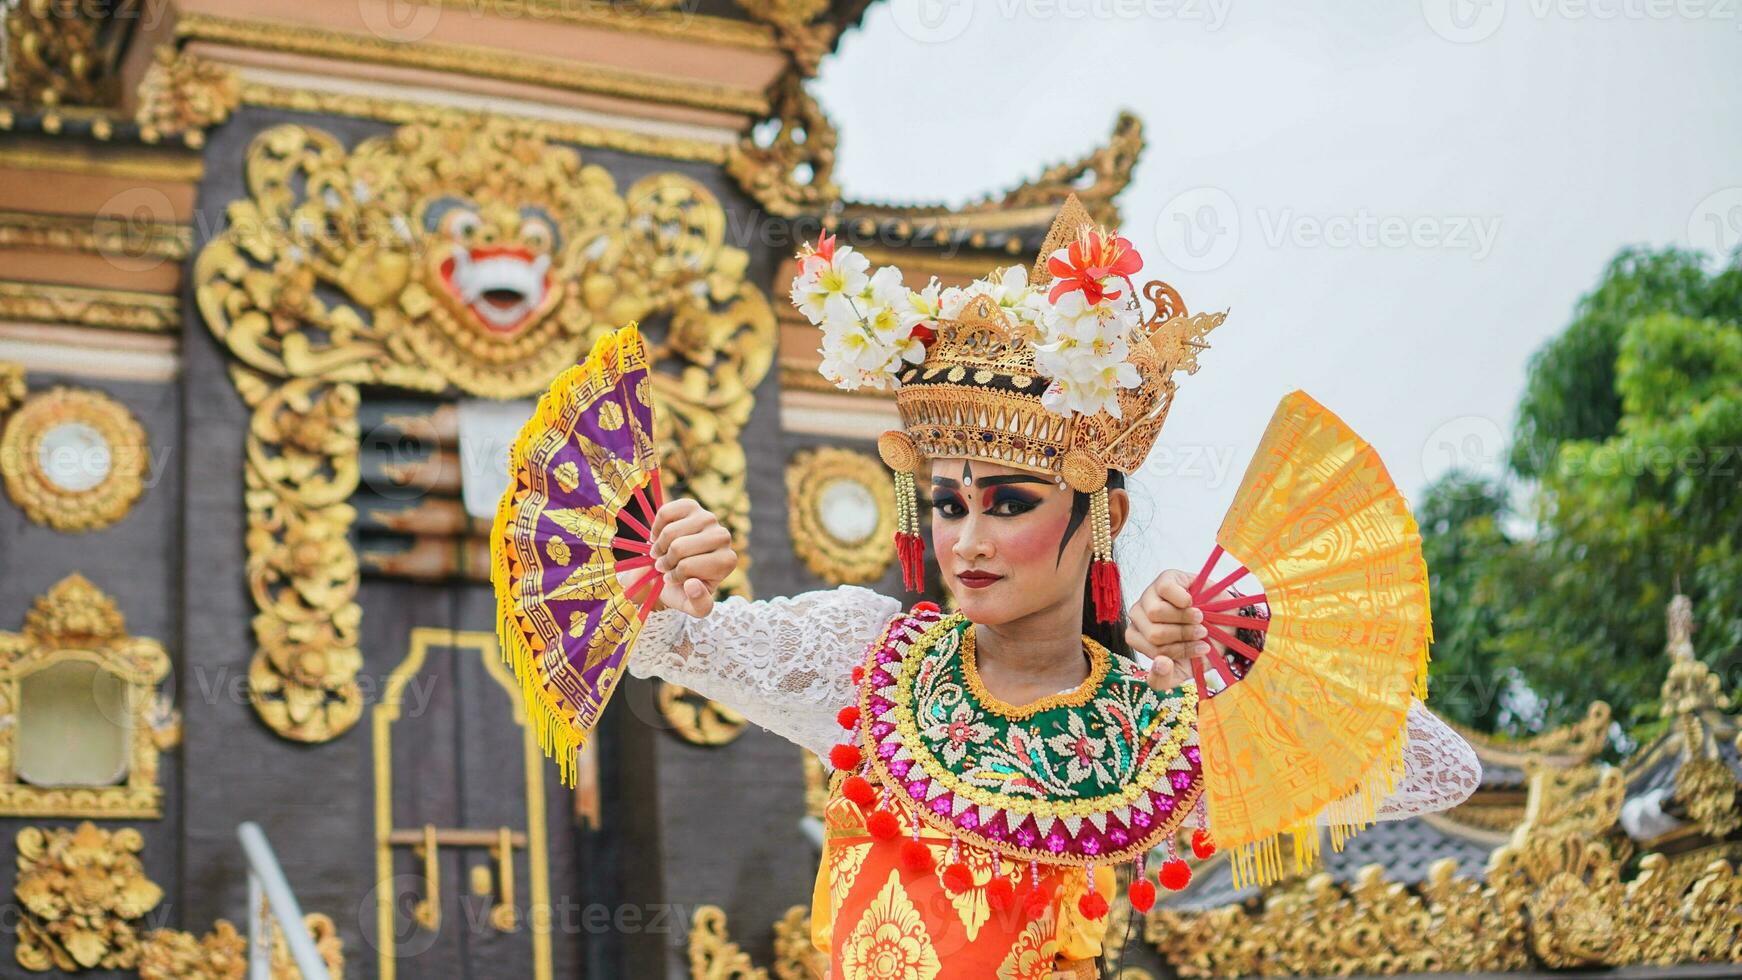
613;210;1481;978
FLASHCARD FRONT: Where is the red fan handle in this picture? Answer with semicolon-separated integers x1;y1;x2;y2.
1184;545;1268;700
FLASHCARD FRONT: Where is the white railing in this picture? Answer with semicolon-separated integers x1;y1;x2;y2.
237;822;332;980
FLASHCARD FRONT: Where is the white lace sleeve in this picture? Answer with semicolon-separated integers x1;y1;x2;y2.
626;584;902;762
1169;691;1482;829
1367;698;1483;820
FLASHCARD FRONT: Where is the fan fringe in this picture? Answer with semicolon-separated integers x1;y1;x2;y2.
490;324;640;789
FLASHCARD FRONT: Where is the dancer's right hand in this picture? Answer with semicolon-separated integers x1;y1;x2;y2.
617;497;737;617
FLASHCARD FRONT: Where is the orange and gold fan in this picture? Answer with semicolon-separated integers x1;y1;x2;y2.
1183;390;1431;888
491;323;668;786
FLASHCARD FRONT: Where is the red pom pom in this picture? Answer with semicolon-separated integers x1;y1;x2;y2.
942;861;973;895
913;600;940;614
836;705;861;730
1158;858;1192;891
1021;881;1054;919
1191;828;1216;858
986;875;1015;911
1078;891;1109;920
900;840;934;873
866;810;899;841
842;775;877;807
1128;877;1157;913
828;743;861;771
851;665;865;684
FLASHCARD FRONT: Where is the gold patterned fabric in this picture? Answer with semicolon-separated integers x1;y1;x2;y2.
1199;390;1431;886
810;778;1113;979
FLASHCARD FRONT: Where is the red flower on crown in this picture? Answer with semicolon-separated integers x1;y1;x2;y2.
799;230;838;274
1046;230;1143;305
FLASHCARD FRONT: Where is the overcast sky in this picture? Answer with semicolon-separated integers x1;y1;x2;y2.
811;0;1742;586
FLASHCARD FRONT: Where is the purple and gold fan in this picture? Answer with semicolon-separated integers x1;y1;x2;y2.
491;323;666;785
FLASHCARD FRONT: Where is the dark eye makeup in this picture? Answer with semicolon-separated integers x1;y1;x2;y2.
927;488;1040;519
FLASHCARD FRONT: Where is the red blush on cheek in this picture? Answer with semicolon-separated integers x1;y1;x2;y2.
995;507;1073;570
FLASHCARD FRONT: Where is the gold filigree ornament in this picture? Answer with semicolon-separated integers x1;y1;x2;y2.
0;386;149;532
0;359;26;414
13;822;164;972
133;46;241;147
784;446;896;585
140;913;345;980
195;121;776;741
688;905;770;980
0;574;176;818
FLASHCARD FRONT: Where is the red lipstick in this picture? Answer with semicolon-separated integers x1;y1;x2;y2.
957;571;1003;589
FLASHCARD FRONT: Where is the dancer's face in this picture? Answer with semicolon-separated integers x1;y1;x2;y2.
926;457;1126;627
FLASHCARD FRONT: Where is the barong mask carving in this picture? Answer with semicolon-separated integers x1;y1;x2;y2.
196;121;774;742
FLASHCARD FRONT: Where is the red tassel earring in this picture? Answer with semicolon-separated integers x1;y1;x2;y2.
1089;486;1121;623
893;469;926;592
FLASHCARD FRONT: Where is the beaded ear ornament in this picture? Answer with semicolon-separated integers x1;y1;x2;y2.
788;194;1226;620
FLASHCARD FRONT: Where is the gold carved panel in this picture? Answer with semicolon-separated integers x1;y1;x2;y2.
0;574;176;818
14;822;164;972
193;120;776;742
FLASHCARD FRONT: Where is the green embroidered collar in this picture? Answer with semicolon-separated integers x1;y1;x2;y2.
859;610;1204;867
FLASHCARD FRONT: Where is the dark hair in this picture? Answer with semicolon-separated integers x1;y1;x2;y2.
1068;470;1130;657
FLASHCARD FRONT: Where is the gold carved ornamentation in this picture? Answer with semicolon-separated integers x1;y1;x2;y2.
139;914;345;980
14;822;164;972
0;280;180;333
134;46;240;148
687;904;821;980
233;367;364;743
173;14;768;117
1147;759;1742;976
1446;700;1612;767
197;121;775;740
727;73;839;218
733;0;834;76
235;83;731;164
427;0;779;50
0;386;148;532
1;359;25;413
770;904;824;980
688;905;770;979
2;0;123;108
0;209;192;261
0;574;173;817
658;682;749;746
785;446;895;585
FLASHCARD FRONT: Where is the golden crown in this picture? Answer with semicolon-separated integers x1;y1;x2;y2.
868;196;1226;493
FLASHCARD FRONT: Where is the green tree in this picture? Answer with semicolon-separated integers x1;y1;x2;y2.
1426;247;1742;749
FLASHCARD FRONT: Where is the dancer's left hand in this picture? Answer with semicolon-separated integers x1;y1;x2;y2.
1126;569;1228;691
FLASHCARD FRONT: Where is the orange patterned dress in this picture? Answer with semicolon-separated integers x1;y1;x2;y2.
807;602;1206;979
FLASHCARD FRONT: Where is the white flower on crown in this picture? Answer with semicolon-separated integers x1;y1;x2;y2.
790;234;870;323
1033;292;1143;419
789;227;1152;409
939;265;1048;335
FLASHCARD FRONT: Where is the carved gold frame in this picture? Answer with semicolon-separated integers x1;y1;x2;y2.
784;446;895;585
373;627;551;980
0;574;173;819
0;385;150;531
193;120;775;743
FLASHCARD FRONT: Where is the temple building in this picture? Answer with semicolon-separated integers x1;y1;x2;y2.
0;1;1735;978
